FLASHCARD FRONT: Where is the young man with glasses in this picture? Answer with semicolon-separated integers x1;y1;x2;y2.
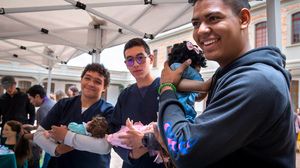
108;38;164;168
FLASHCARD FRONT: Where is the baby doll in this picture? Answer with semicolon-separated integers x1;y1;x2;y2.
168;41;211;123
45;115;111;140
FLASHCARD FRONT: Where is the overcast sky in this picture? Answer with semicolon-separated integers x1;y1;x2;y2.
68;44;128;72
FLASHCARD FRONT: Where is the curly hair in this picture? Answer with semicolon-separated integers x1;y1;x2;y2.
81;63;110;88
168;41;206;69
86;115;111;138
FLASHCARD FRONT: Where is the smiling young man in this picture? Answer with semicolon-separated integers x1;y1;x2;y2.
158;0;295;167
34;63;114;168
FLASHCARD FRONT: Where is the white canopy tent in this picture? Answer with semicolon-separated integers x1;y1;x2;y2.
0;0;281;95
0;0;196;94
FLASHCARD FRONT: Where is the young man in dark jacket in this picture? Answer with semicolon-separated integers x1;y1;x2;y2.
158;0;295;167
0;75;35;144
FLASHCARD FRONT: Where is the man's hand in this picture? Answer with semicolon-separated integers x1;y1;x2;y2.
119;119;144;149
18;124;25;137
160;59;191;86
49;125;68;142
55;142;74;155
22;124;36;131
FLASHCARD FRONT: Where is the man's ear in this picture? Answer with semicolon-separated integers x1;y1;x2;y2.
148;54;154;64
102;86;108;93
239;8;251;30
35;94;41;99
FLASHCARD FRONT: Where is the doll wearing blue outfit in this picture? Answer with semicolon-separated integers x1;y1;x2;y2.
68;122;92;136
168;41;207;123
45;116;110;140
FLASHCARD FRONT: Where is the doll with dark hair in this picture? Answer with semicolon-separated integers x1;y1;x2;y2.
45;115;111;139
2;120;33;168
168;41;211;123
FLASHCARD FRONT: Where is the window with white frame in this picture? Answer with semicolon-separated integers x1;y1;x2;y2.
153;49;158;68
166;45;172;60
255;21;267;48
292;12;300;44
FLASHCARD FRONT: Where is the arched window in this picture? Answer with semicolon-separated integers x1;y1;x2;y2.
292;12;300;44
152;49;158;68
18;81;31;92
291;80;299;112
255;21;267;48
166;45;172;60
43;82;55;93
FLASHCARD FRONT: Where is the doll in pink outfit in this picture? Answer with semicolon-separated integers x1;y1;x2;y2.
106;119;155;149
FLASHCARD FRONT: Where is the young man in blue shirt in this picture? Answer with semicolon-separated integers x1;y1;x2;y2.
34;63;114;168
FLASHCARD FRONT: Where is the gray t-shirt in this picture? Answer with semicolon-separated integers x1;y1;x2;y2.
36;98;56;124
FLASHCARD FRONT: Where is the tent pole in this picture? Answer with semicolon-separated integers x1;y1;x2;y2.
266;0;282;51
47;68;52;97
95;27;101;64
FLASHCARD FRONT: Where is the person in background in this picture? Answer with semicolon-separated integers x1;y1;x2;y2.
25;85;57;168
68;85;80;97
0;75;35;145
49;92;55;101
54;90;68;102
157;0;295;167
34;63;113;168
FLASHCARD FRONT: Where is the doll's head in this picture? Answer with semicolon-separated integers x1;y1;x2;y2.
168;41;206;71
86;115;111;138
3;120;33;167
3;120;22;138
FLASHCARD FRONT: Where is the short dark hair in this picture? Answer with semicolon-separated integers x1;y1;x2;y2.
81;63;110;88
86;115;111;138
168;41;206;69
123;38;150;57
26;85;47;99
194;0;250;15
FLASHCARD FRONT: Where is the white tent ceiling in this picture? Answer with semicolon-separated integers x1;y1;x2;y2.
0;0;195;69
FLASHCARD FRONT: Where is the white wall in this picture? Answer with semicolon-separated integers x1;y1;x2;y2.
107;84;120;106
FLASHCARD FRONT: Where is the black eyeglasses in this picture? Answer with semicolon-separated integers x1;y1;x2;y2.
124;54;150;67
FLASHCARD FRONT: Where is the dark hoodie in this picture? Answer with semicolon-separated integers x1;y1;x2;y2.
158;46;295;168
